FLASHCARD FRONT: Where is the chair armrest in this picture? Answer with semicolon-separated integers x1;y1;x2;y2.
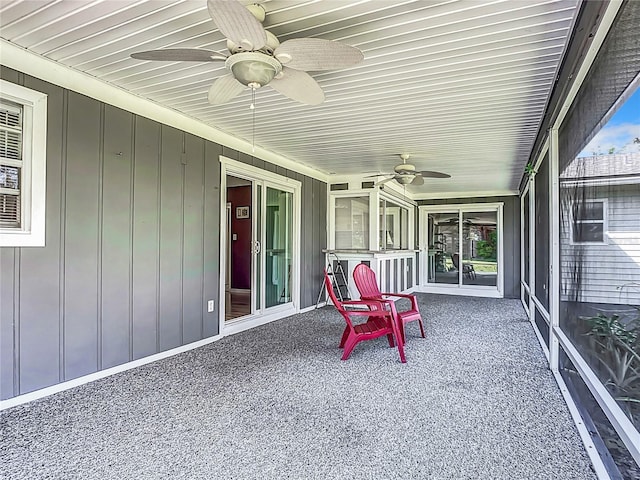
342;299;388;312
375;292;420;310
359;295;394;305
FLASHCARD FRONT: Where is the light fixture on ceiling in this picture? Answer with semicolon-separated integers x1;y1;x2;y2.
395;173;416;185
225;52;282;88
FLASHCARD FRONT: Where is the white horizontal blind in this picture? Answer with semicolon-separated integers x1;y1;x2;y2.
0;100;23;228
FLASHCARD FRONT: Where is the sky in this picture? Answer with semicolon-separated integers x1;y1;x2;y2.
579;83;640;157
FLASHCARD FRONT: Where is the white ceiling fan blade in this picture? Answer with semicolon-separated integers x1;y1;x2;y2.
207;0;266;51
208;74;246;104
411;175;425;186
269;68;325;105
274;38;364;71
419;170;451;178
363;173;393;178
375;176;397;186
130;49;227;62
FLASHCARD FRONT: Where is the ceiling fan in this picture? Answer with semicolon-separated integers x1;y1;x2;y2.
368;154;451;186
130;0;364;106
437;217;477;225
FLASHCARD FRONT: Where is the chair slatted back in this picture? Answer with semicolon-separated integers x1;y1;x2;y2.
353;263;383;300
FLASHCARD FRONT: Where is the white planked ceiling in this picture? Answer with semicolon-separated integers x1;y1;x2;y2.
0;0;580;197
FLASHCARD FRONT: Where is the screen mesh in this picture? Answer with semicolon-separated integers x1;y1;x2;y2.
559;1;640;169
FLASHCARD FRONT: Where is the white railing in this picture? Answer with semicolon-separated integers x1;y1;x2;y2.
323;249;418;299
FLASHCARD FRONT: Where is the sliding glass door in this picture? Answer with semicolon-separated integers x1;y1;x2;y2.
249;181;295;315
461;211;498;287
420;204;503;296
427;212;459;284
221;158;300;330
264;186;293;308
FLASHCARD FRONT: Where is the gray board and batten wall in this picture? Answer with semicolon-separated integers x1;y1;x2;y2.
0;66;327;401
416;196;521;299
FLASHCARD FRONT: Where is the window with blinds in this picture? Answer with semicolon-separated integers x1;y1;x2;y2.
0;80;47;247
0;101;23;229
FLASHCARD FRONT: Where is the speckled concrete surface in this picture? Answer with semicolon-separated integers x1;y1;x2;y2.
1;295;596;480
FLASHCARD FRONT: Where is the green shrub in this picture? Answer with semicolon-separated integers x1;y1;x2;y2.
476;231;497;260
582;309;640;425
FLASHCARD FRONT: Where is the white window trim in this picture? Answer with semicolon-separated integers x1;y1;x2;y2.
328;190;372;251
0;80;47;247
417;202;504;297
569;198;608;245
379;190;415;251
218;156;302;336
378;197;411;251
328;188;415;251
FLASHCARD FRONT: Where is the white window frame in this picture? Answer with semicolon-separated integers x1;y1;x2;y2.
219;157;302;336
378;190;415;251
328;188;415;252
328;190;373;250
378;195;412;251
569;198;608;245
0;80;47;247
417;202;504;298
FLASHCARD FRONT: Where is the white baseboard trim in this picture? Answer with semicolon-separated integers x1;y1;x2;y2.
222;302;327;335
412;285;503;298
0;334;222;411
223;306;296;336
299;302;327;313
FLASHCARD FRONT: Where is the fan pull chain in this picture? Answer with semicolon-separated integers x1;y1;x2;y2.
250;87;256;153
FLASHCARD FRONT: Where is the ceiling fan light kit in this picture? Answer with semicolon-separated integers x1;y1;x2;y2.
130;0;364;106
226;52;281;88
395;174;416;185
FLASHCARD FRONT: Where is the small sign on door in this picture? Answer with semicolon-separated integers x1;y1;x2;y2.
236;206;250;219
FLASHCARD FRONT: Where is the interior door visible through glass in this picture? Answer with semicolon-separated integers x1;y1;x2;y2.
226;175;252;321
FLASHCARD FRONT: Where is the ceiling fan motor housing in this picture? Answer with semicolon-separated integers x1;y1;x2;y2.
227;30;280;55
394;163;416;174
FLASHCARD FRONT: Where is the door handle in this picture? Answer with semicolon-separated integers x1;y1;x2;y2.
254;240;261;254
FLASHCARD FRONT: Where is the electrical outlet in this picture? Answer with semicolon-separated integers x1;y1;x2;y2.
207;300;215;312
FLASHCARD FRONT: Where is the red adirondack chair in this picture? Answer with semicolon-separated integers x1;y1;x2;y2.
352;263;425;344
324;270;406;363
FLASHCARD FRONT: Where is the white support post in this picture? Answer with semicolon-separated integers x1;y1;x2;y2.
520;185;530;313
529;167;536;330
549;128;560;372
